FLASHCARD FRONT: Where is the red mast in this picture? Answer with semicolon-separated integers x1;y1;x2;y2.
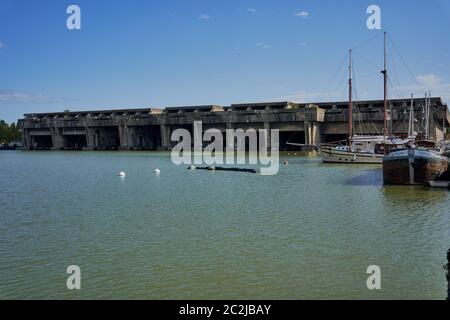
348;49;353;145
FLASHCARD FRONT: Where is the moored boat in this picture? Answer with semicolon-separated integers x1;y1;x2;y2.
320;134;411;164
383;90;448;185
383;146;448;185
428;180;450;188
320;144;384;164
320;33;414;165
319;48;388;164
428;161;450;188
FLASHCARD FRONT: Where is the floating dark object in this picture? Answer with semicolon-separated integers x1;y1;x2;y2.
189;166;257;174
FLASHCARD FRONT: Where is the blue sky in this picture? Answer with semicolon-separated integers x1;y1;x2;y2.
1;0;450;123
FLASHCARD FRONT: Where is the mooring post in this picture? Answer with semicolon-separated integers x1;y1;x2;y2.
446;248;450;300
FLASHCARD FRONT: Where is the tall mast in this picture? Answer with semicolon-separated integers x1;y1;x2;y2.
382;31;388;140
424;92;429;139
427;91;431;139
443;97;446;137
408;93;414;136
348;49;353;145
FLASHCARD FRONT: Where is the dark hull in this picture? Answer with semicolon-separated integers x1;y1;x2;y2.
383;154;448;185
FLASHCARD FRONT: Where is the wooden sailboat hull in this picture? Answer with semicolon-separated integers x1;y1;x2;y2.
320;145;383;164
383;149;448;185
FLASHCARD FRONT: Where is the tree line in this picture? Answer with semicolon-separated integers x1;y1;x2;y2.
0;120;22;144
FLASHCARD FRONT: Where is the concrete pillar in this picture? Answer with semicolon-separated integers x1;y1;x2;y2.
193;121;202;150
127;126;136;149
304;121;311;146
118;125;132;150
51;127;64;150
312;122;321;146
84;128;95;150
160;124;171;150
22;129;32;149
264;122;271;150
304;121;321;147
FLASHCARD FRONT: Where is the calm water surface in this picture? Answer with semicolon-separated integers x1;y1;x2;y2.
0;151;449;299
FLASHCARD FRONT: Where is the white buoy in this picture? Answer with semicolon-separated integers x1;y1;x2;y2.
118;171;126;177
189;165;196;170
154;169;161;174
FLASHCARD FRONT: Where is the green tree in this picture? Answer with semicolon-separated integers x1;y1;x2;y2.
0;120;7;143
0;120;22;144
9;122;21;142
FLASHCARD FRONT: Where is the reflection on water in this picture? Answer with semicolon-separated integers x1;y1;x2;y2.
0;150;449;299
383;185;447;204
344;168;382;186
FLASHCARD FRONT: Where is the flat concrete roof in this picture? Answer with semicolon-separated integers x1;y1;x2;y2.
314;97;445;107
23;97;447;117
164;105;222;110
23;108;162;117
231;101;292;107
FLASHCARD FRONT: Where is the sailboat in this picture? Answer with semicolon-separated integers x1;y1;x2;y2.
320;43;388;163
320;49;385;163
383;92;448;185
320;32;414;164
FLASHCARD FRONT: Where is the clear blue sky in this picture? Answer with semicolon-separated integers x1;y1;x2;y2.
1;0;450;123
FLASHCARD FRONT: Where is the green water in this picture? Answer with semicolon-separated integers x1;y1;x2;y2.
0;150;449;299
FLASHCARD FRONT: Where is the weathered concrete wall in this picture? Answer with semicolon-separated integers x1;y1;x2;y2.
17;98;449;150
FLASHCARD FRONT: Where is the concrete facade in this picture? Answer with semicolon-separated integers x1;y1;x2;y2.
18;98;449;151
